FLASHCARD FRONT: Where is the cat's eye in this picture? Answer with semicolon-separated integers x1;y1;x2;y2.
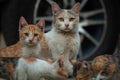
34;33;38;36
59;18;64;21
69;18;75;21
24;33;28;36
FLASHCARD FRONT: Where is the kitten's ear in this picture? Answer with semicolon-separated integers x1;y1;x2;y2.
52;1;61;15
70;59;77;65
71;2;80;14
19;16;28;29
57;55;64;67
82;61;88;68
36;18;45;32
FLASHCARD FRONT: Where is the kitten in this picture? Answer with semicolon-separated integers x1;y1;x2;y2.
73;60;92;80
45;2;80;76
91;55;116;80
0;17;50;59
0;17;50;80
15;55;68;80
19;16;44;58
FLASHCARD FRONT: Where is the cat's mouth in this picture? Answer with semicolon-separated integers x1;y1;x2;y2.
26;42;36;47
29;41;33;44
64;27;70;32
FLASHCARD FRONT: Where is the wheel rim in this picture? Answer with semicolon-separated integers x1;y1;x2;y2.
33;0;107;60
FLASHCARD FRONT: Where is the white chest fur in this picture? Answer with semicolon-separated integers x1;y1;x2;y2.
22;44;41;57
45;29;80;60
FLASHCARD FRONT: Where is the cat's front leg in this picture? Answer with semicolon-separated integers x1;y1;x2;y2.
15;59;27;80
15;69;27;80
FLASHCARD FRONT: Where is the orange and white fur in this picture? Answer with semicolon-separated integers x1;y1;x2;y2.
15;55;68;80
45;2;80;75
0;17;49;80
0;17;50;59
19;16;44;58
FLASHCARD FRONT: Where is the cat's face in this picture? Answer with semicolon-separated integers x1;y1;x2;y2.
52;2;80;33
73;61;91;80
19;17;45;47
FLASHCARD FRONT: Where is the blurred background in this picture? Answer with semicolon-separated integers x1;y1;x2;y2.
0;0;119;60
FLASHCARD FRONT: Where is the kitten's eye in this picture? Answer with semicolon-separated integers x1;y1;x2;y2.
24;33;28;36
69;18;75;21
34;33;38;37
59;18;64;21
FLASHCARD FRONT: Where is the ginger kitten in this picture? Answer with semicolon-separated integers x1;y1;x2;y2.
45;2;80;76
0;17;50;80
15;55;68;80
0;17;50;59
19;16;44;58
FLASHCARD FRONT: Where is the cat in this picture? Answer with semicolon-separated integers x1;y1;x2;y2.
19;16;44;58
15;55;68;80
73;60;93;80
91;54;117;80
0;16;50;59
0;17;50;80
45;1;80;76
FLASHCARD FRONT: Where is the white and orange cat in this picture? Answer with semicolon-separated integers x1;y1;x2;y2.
0;17;50;59
45;2;80;76
19;16;45;58
0;17;50;80
15;55;68;80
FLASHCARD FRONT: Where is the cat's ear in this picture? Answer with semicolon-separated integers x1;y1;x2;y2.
82;61;89;68
70;59;77;65
71;2;80;14
36;18;45;32
57;55;64;67
52;1;61;15
19;16;28;29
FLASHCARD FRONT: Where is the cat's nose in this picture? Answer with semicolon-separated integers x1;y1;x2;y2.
29;40;33;43
65;24;69;28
